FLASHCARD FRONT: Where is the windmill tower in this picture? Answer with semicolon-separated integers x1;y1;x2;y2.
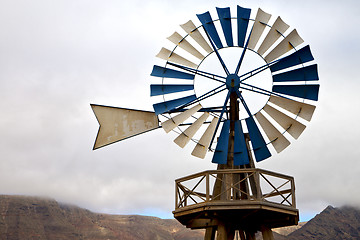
91;5;319;240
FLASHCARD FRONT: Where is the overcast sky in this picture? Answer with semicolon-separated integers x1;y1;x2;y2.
0;0;359;222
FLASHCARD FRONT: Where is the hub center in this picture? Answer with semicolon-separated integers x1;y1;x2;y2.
226;74;240;91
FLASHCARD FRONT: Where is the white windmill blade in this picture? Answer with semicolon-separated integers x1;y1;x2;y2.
180;20;213;54
91;104;159;150
269;95;316;121
264;29;304;63
263;104;306;139
161;104;202;133
247;8;272;50
167;32;205;60
255;111;290;153
156;48;197;68
174;112;209;148
257;16;290;56
191;117;219;159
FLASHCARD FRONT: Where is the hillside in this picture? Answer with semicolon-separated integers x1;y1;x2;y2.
0;195;203;240
1;195;360;239
287;205;360;239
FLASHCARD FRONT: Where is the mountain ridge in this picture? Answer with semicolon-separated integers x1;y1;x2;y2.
1;195;360;239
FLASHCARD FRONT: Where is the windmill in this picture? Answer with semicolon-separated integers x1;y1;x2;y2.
91;5;319;240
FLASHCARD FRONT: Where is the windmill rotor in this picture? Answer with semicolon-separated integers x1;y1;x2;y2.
149;6;319;165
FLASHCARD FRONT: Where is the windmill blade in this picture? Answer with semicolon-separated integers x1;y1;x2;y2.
264;29;304;63
156;48;197;68
233;120;250;165
153;94;197;115
273;64;319;82
192;117;219;159
247;8;272;50
257;16;289;56
245;117;272;162
167;32;205;60
161;104;202;133
270;45;314;72
151;65;195;79
174;112;209;148
269;95;316;121
263;104;306;139
212;120;230;164
272;84;320;101
91;104;159;150
180;20;212;54
150;84;194;96
216;7;233;47
237;5;251;47
255;111;290;153
197;11;223;49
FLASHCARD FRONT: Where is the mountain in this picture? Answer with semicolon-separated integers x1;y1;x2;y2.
1;195;360;240
287;205;360;240
0;195;203;240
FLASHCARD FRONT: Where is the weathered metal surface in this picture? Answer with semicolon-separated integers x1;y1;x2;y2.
161;104;202;133
257;16;289;56
156;47;197;68
174;112;209;148
181;20;213;54
192;117;219;159
247;8;271;50
167;32;205;60
255;111;290;153
264;29;304;63
91;105;159;149
269;95;316;121
263;104;306;139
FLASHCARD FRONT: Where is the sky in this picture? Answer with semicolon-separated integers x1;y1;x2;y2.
0;0;359;223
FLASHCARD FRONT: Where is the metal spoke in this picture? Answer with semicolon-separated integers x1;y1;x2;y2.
174;85;227;112
235;27;253;75
202;27;230;75
235;89;252;118
167;62;226;84
208;91;231;150
239;82;293;100
239;59;280;83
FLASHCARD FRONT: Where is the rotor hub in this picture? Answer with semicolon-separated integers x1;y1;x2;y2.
226;74;240;91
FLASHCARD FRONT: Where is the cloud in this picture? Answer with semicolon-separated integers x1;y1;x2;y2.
0;0;359;223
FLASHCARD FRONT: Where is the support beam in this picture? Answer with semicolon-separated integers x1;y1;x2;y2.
261;226;275;240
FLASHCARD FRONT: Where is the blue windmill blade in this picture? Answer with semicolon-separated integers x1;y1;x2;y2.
270;45;314;72
197;11;223;49
153;94;197;115
233;120;250;166
272;84;320;101
212;120;230;165
273;64;319;82
237;6;251;47
216;7;233;47
245;117;272;162
150;84;194;96
151;65;195;80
